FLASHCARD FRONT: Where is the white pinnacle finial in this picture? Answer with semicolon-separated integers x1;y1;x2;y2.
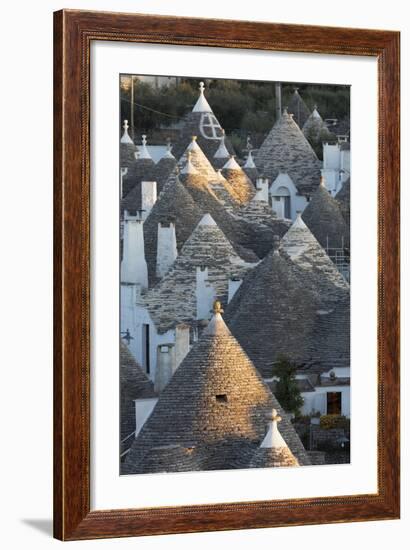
187;135;200;152
260;409;287;449
192;81;212;113
244;150;256;169
162;138;175;159
292;211;308;230
138;134;152;160
214;129;230;159
181;151;198;175
120;119;134;144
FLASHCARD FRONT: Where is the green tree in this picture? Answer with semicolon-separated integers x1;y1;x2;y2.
273;356;304;417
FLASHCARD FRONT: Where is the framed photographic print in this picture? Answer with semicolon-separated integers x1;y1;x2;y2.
54;9;400;541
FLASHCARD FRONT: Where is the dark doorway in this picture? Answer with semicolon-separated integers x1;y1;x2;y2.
327;391;342;415
142;324;150;374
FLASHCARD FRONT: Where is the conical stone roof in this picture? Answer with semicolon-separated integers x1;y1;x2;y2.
212;129;231;170
221;156;256;204
249;409;299;468
143;174;203;284
303;107;336;144
137;445;201;474
141;215;255;334
171;82;235;162
120;343;156;449
226;242;349;378
287;88;311;128
302;178;350;250
122;156;156;198
123;303;310;473
120;119;138;168
153;144;177;189
281;214;349;300
255;110;322;196
335;177;350;226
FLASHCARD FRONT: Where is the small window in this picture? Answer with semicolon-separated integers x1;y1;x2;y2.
215;394;228;403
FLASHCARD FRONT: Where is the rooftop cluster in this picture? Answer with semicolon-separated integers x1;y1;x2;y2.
119;81;351;474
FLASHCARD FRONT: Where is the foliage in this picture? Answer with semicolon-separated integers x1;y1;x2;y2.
319;414;350;430
272;355;304;417
120;76;350;141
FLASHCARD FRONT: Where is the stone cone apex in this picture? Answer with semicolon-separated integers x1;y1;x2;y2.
222;155;242;171
302;177;350;250
120;119;134;144
249;409;299;468
214;130;230;159
312;106;322;119
192;81;213;113
198;213;217;227
179;137;220;182
123;291;309;473
287;88;311;128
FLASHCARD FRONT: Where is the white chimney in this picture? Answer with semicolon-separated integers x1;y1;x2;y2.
175;324;190;369
196;266;216;320
141;181;157;219
255;177;270;202
121;210;148;289
120;167;128;198
156;220;178;279
155;344;176;393
228;277;242;303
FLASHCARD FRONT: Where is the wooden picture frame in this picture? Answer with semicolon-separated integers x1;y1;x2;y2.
53;9;400;541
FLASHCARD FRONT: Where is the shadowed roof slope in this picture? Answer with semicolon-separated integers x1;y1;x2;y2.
302;178;350;250
335;177;351;226
281;214;349;301
153;146;176;189
120;343;156;446
123;304;310;473
303;107;336;144
255;110;322;196
225;239;349;377
287;88;311;128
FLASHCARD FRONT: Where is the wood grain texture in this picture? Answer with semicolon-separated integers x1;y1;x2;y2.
53;9;400;541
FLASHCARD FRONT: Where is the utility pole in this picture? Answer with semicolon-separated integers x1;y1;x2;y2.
130;75;135;141
275;82;282;121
